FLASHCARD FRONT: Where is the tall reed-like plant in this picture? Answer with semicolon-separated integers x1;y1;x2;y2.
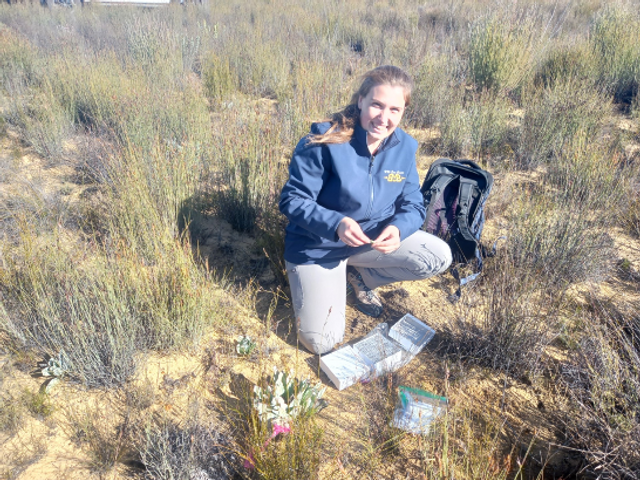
591;5;640;106
518;79;611;168
209;106;289;234
468;11;545;94
437;88;512;159
408;50;464;129
7;80;73;160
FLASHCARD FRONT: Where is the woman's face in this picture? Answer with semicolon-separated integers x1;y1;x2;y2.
357;84;406;149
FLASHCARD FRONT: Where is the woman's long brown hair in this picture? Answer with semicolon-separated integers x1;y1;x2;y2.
308;65;413;145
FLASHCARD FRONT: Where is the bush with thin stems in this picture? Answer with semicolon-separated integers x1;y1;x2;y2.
559;298;640;478
445;136;619;375
438;88;513;160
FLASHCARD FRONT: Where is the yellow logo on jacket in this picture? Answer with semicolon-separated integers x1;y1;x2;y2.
384;170;406;182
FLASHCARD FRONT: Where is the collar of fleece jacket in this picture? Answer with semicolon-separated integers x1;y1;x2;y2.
351;122;401;157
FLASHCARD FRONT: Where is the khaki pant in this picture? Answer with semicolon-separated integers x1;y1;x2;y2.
286;230;452;354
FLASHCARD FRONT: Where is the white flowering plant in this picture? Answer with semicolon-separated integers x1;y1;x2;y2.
245;369;327;470
252;368;327;429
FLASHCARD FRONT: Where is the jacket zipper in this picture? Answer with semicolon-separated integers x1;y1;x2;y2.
365;155;374;219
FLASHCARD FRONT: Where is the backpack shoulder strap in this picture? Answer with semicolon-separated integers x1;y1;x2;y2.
422;174;457;224
456;178;477;243
448;178;481;303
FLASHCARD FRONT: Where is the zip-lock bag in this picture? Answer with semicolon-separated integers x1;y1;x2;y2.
420;158;499;301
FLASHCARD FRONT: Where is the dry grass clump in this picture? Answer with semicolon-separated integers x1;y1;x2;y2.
6;81;73;160
0;435;47;480
444;136;619;376
0;229;226;387
68;401;134;474
622;189;640;238
419;406;524;480
137;404;238;480
350;373;404;475
533;41;597;90
0;393;24;436
439;88;514;160
344;371;535;479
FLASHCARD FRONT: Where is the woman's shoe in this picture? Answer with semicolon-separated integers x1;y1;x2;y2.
346;266;384;318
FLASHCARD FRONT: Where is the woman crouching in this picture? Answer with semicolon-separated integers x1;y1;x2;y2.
279;65;452;355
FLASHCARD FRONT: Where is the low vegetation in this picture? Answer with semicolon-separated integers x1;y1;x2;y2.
0;0;639;478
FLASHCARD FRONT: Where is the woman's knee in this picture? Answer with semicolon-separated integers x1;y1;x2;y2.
410;234;452;279
431;236;453;273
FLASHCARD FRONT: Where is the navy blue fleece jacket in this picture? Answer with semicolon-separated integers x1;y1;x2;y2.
279;121;426;266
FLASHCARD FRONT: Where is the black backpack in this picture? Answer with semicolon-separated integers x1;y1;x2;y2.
420;158;497;300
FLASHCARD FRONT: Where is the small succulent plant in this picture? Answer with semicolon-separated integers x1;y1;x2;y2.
36;351;70;394
236;336;257;356
253;368;327;429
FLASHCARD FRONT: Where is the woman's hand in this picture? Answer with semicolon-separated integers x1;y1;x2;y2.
372;225;400;254
337;217;371;247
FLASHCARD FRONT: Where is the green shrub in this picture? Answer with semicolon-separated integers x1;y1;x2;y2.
447;137;619;374
511;146;619;288
446;242;559;375
0;27;41;91
202;53;238;103
0;223;225;387
465;90;513;159
436;92;467;158
68;401;133;474
409;52;463;128
285;58;353;128
209;108;289;234
7;81;73;160
21;389;54;419
51;52;147;139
